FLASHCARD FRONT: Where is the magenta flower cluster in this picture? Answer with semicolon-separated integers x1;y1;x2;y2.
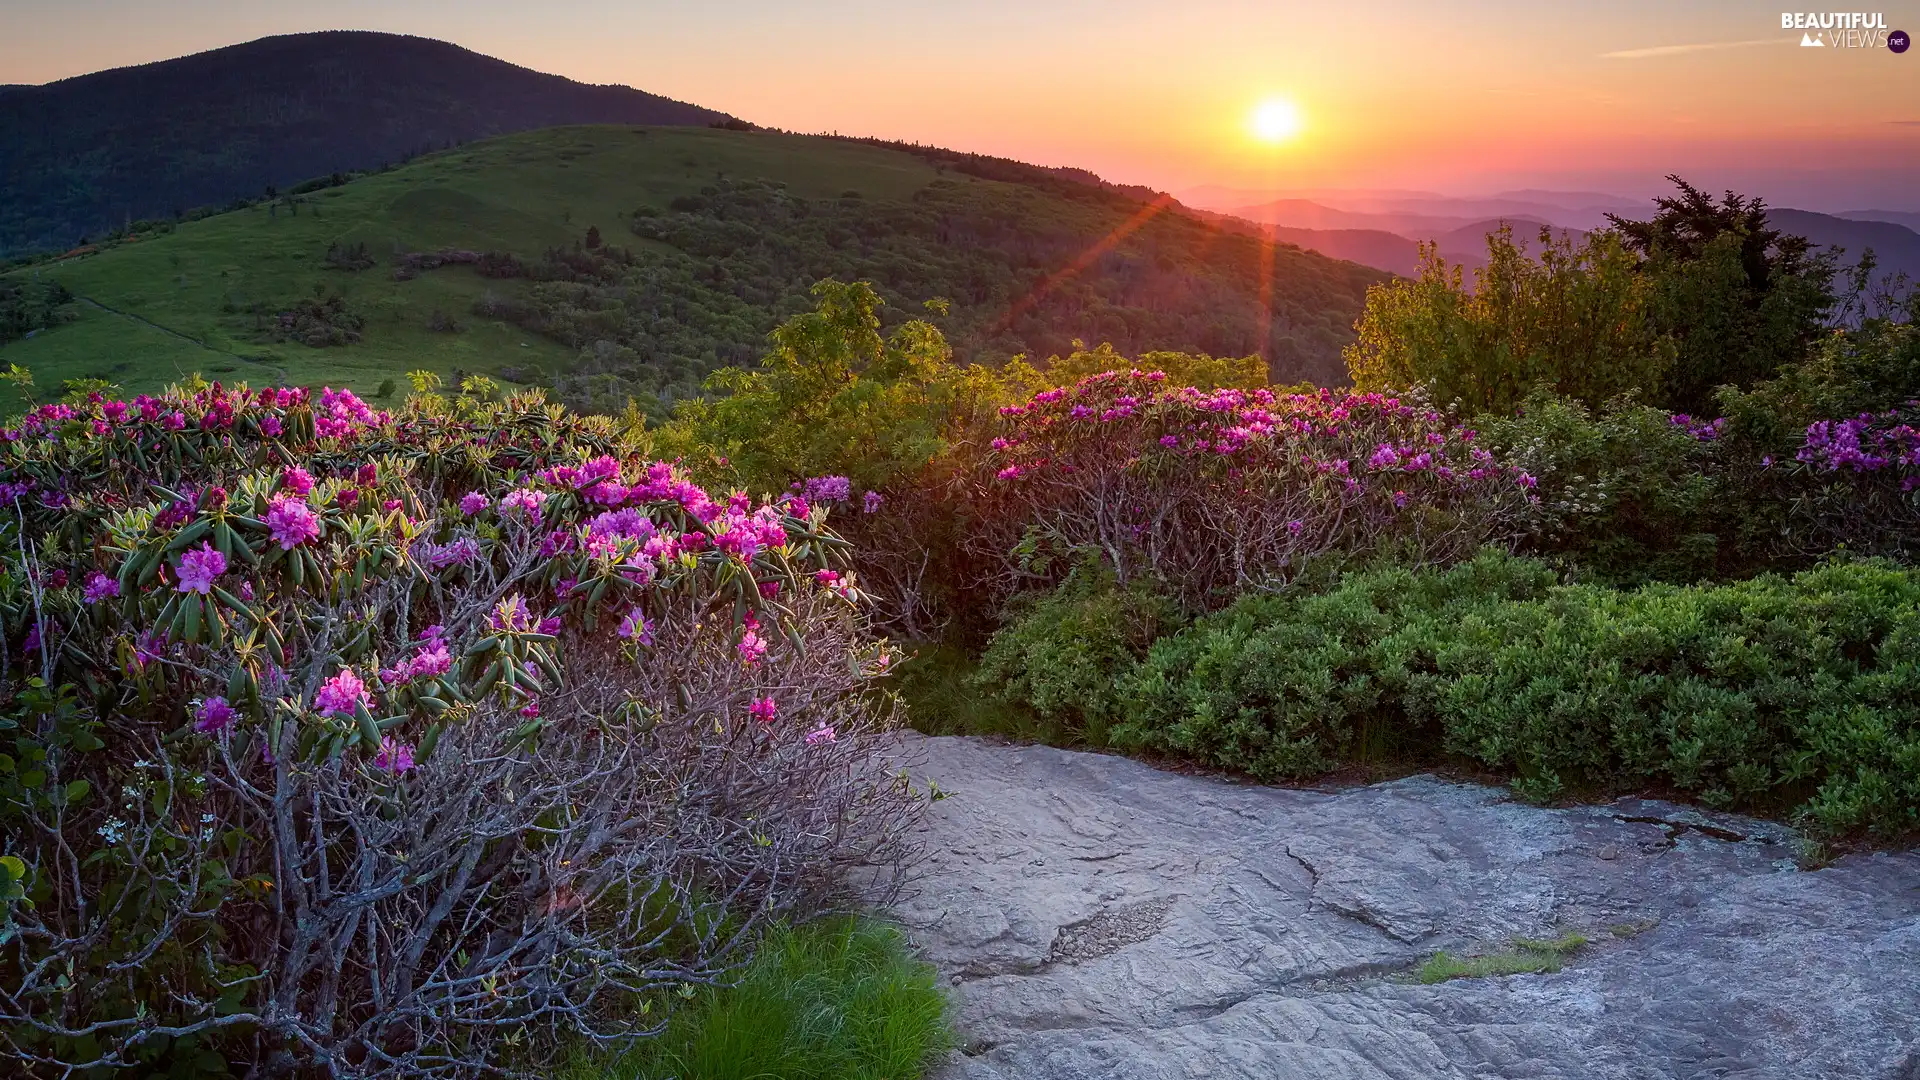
5;382;874;789
175;544;227;594
1798;407;1920;486
266;496;322;549
314;668;372;718
980;370;1537;601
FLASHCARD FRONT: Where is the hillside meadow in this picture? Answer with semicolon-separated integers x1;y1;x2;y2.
0;125;1384;415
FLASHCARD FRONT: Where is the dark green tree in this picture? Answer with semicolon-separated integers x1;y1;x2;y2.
1607;176;1838;413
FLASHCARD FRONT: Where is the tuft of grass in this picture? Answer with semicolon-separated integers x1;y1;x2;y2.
568;916;952;1080
1416;932;1589;985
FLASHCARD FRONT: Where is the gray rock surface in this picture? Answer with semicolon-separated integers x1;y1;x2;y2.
886;735;1920;1080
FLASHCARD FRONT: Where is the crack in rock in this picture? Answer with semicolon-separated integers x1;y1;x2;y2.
1285;845;1425;942
1611;813;1751;845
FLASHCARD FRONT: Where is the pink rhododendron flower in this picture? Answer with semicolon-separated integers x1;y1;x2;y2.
260;414;284;437
748;697;778;724
737;629;768;665
416;536;480;568
519;698;541;719
281;467;313;495
460;491;490;515
373;736;415;774
83;571;119;604
175;544;227;594
385;638;452;684
804;725;836;745
266;497;322;549
314;668;371;718
863;490;884;514
194;696;237;734
617;607;654;644
501;488;548;523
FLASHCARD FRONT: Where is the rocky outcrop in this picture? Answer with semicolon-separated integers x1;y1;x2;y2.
887;736;1920;1080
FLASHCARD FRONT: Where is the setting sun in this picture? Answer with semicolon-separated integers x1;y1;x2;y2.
1250;98;1304;143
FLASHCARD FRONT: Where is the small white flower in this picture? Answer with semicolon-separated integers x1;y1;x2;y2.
97;817;127;843
200;813;215;824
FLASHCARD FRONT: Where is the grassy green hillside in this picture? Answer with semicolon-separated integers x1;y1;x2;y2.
0;125;1384;413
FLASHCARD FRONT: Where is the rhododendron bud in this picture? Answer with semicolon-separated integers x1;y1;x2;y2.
489;595;534;632
357;462;378;486
748;697;778;724
281;466;314;495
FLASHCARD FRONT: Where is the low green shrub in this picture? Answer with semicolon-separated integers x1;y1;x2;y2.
568;917;951;1080
1115;551;1557;778
1109;551;1920;834
970;563;1183;742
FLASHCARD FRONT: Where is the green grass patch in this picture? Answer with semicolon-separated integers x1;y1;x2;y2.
1416;932;1590;984
568;917;952;1080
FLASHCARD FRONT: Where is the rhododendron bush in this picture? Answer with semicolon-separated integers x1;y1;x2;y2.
1782;400;1920;559
0;382;916;1077
976;371;1540;607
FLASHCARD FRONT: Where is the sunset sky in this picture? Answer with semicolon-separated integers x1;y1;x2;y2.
6;0;1918;209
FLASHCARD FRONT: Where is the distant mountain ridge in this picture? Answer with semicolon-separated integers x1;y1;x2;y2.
1206;192;1920;288
1839;209;1920;233
0;31;730;255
